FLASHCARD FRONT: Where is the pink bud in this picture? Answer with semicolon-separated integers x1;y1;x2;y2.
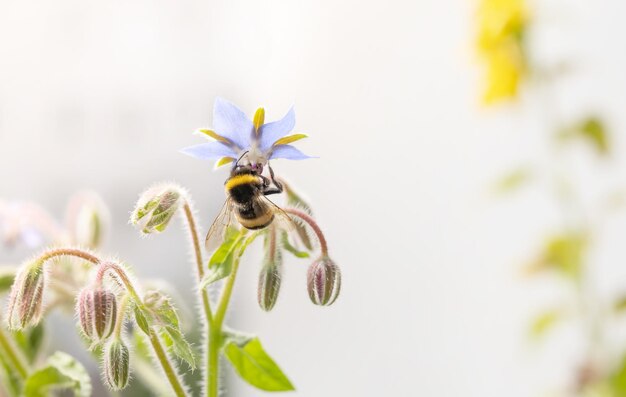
307;257;341;306
77;286;117;343
258;258;282;312
6;262;45;330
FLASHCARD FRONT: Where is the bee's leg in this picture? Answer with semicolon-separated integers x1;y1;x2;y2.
268;163;283;192
262;163;284;196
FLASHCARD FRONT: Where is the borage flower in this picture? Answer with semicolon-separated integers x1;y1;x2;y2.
180;97;314;169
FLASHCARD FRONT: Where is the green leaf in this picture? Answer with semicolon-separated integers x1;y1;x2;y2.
200;229;244;288
0;266;16;294
209;227;241;265
0;349;21;396
144;290;180;329
161;325;196;369
493;167;532;194
558;116;609;155
527;233;586;279
222;328;255;348
529;310;562;338
24;352;92;397
13;323;45;362
223;337;294;391
134;305;151;334
281;232;310;258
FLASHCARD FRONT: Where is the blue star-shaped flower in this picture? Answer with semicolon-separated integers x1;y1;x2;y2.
181;97;314;169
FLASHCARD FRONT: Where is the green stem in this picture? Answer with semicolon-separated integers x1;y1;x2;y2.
0;326;28;379
208;327;221;397
113;295;130;339
183;202;213;323
147;329;188;397
182;202;217;397
207;230;251;397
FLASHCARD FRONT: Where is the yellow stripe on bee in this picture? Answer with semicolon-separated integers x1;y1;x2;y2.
225;174;260;191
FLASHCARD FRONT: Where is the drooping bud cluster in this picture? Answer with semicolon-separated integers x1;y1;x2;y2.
257;253;283;312
307;257;341;306
131;185;183;234
6;261;45;329
77;286;118;343
103;338;130;390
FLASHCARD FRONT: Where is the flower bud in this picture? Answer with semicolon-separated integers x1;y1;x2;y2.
103;339;130;391
66;192;109;249
257;256;282;312
6;262;45;329
77;286;117;343
131;185;182;234
307;257;341;306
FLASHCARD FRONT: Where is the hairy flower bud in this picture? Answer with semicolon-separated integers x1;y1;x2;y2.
257;255;282;312
77;286;117;343
307;257;341;306
6;262;45;329
103;339;130;391
131;185;183;234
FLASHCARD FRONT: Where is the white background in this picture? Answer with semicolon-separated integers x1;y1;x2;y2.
1;0;626;396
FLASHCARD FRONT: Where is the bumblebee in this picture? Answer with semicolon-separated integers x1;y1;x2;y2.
205;152;292;251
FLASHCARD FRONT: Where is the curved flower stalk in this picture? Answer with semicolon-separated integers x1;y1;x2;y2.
180;97;315;170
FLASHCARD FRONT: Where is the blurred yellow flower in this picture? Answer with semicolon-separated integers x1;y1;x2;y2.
477;0;529;104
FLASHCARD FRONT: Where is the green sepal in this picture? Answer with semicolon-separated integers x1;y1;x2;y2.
133;305;151;335
281;232;310;258
223;337;295;391
23;352;92;397
160;325;196;369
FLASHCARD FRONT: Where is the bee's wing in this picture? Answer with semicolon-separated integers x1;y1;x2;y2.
259;196;297;234
204;198;237;252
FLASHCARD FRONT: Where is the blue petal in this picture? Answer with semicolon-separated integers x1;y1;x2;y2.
269;144;315;160
212;97;254;150
180;142;238;160
259;107;295;151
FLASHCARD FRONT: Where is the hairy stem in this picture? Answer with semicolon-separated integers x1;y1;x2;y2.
181;201;218;397
182;202;213;323
148;328;188;397
208;326;221;397
113;294;130;339
37;247;100;266
284;208;329;256
207;230;251;397
0;326;29;379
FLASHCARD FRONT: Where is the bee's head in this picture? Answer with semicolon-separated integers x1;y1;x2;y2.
231;151;264;175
